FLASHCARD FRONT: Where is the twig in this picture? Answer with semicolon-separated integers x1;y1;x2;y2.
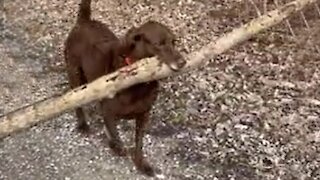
299;11;310;28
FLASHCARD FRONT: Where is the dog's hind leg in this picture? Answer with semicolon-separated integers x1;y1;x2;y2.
66;62;89;133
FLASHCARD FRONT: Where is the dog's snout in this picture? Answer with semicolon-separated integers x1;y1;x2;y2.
168;62;179;71
177;58;186;68
168;56;186;71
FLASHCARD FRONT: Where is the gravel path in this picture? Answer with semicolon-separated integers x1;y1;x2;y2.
1;0;320;179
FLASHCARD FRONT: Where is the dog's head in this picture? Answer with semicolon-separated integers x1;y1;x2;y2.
120;21;186;71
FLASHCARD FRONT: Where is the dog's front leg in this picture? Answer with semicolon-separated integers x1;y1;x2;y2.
101;102;127;156
132;112;155;176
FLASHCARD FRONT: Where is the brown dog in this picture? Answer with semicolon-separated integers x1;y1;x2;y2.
64;0;186;176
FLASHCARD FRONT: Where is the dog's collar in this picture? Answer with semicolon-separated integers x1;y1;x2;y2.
120;54;133;66
124;56;133;65
122;56;151;85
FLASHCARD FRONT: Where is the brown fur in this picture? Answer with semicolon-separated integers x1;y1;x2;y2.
64;0;186;176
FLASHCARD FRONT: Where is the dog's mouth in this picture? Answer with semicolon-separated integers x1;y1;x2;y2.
166;59;186;71
159;51;186;71
120;54;134;66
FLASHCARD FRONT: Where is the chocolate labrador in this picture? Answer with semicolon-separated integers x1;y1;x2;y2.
64;0;186;176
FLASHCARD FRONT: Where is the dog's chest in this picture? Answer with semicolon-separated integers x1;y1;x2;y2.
112;81;159;116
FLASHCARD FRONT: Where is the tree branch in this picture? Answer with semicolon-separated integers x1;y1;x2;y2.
0;0;316;139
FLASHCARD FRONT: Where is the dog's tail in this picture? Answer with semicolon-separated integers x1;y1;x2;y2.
77;0;91;23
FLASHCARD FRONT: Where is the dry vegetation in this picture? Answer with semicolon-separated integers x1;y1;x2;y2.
0;0;319;179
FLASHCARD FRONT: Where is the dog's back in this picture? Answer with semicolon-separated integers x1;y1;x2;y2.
64;0;118;82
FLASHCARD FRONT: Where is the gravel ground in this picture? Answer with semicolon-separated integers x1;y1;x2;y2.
1;0;320;179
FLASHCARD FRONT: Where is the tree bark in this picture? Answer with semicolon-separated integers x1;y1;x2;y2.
0;0;316;139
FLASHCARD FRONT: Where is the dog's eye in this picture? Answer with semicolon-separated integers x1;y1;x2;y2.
133;34;141;41
130;44;135;50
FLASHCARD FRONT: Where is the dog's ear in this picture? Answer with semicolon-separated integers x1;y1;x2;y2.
126;27;137;38
133;33;142;41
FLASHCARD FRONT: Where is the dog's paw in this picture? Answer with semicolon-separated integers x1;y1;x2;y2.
109;140;127;156
133;158;156;177
77;123;90;134
113;147;127;157
140;162;155;177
